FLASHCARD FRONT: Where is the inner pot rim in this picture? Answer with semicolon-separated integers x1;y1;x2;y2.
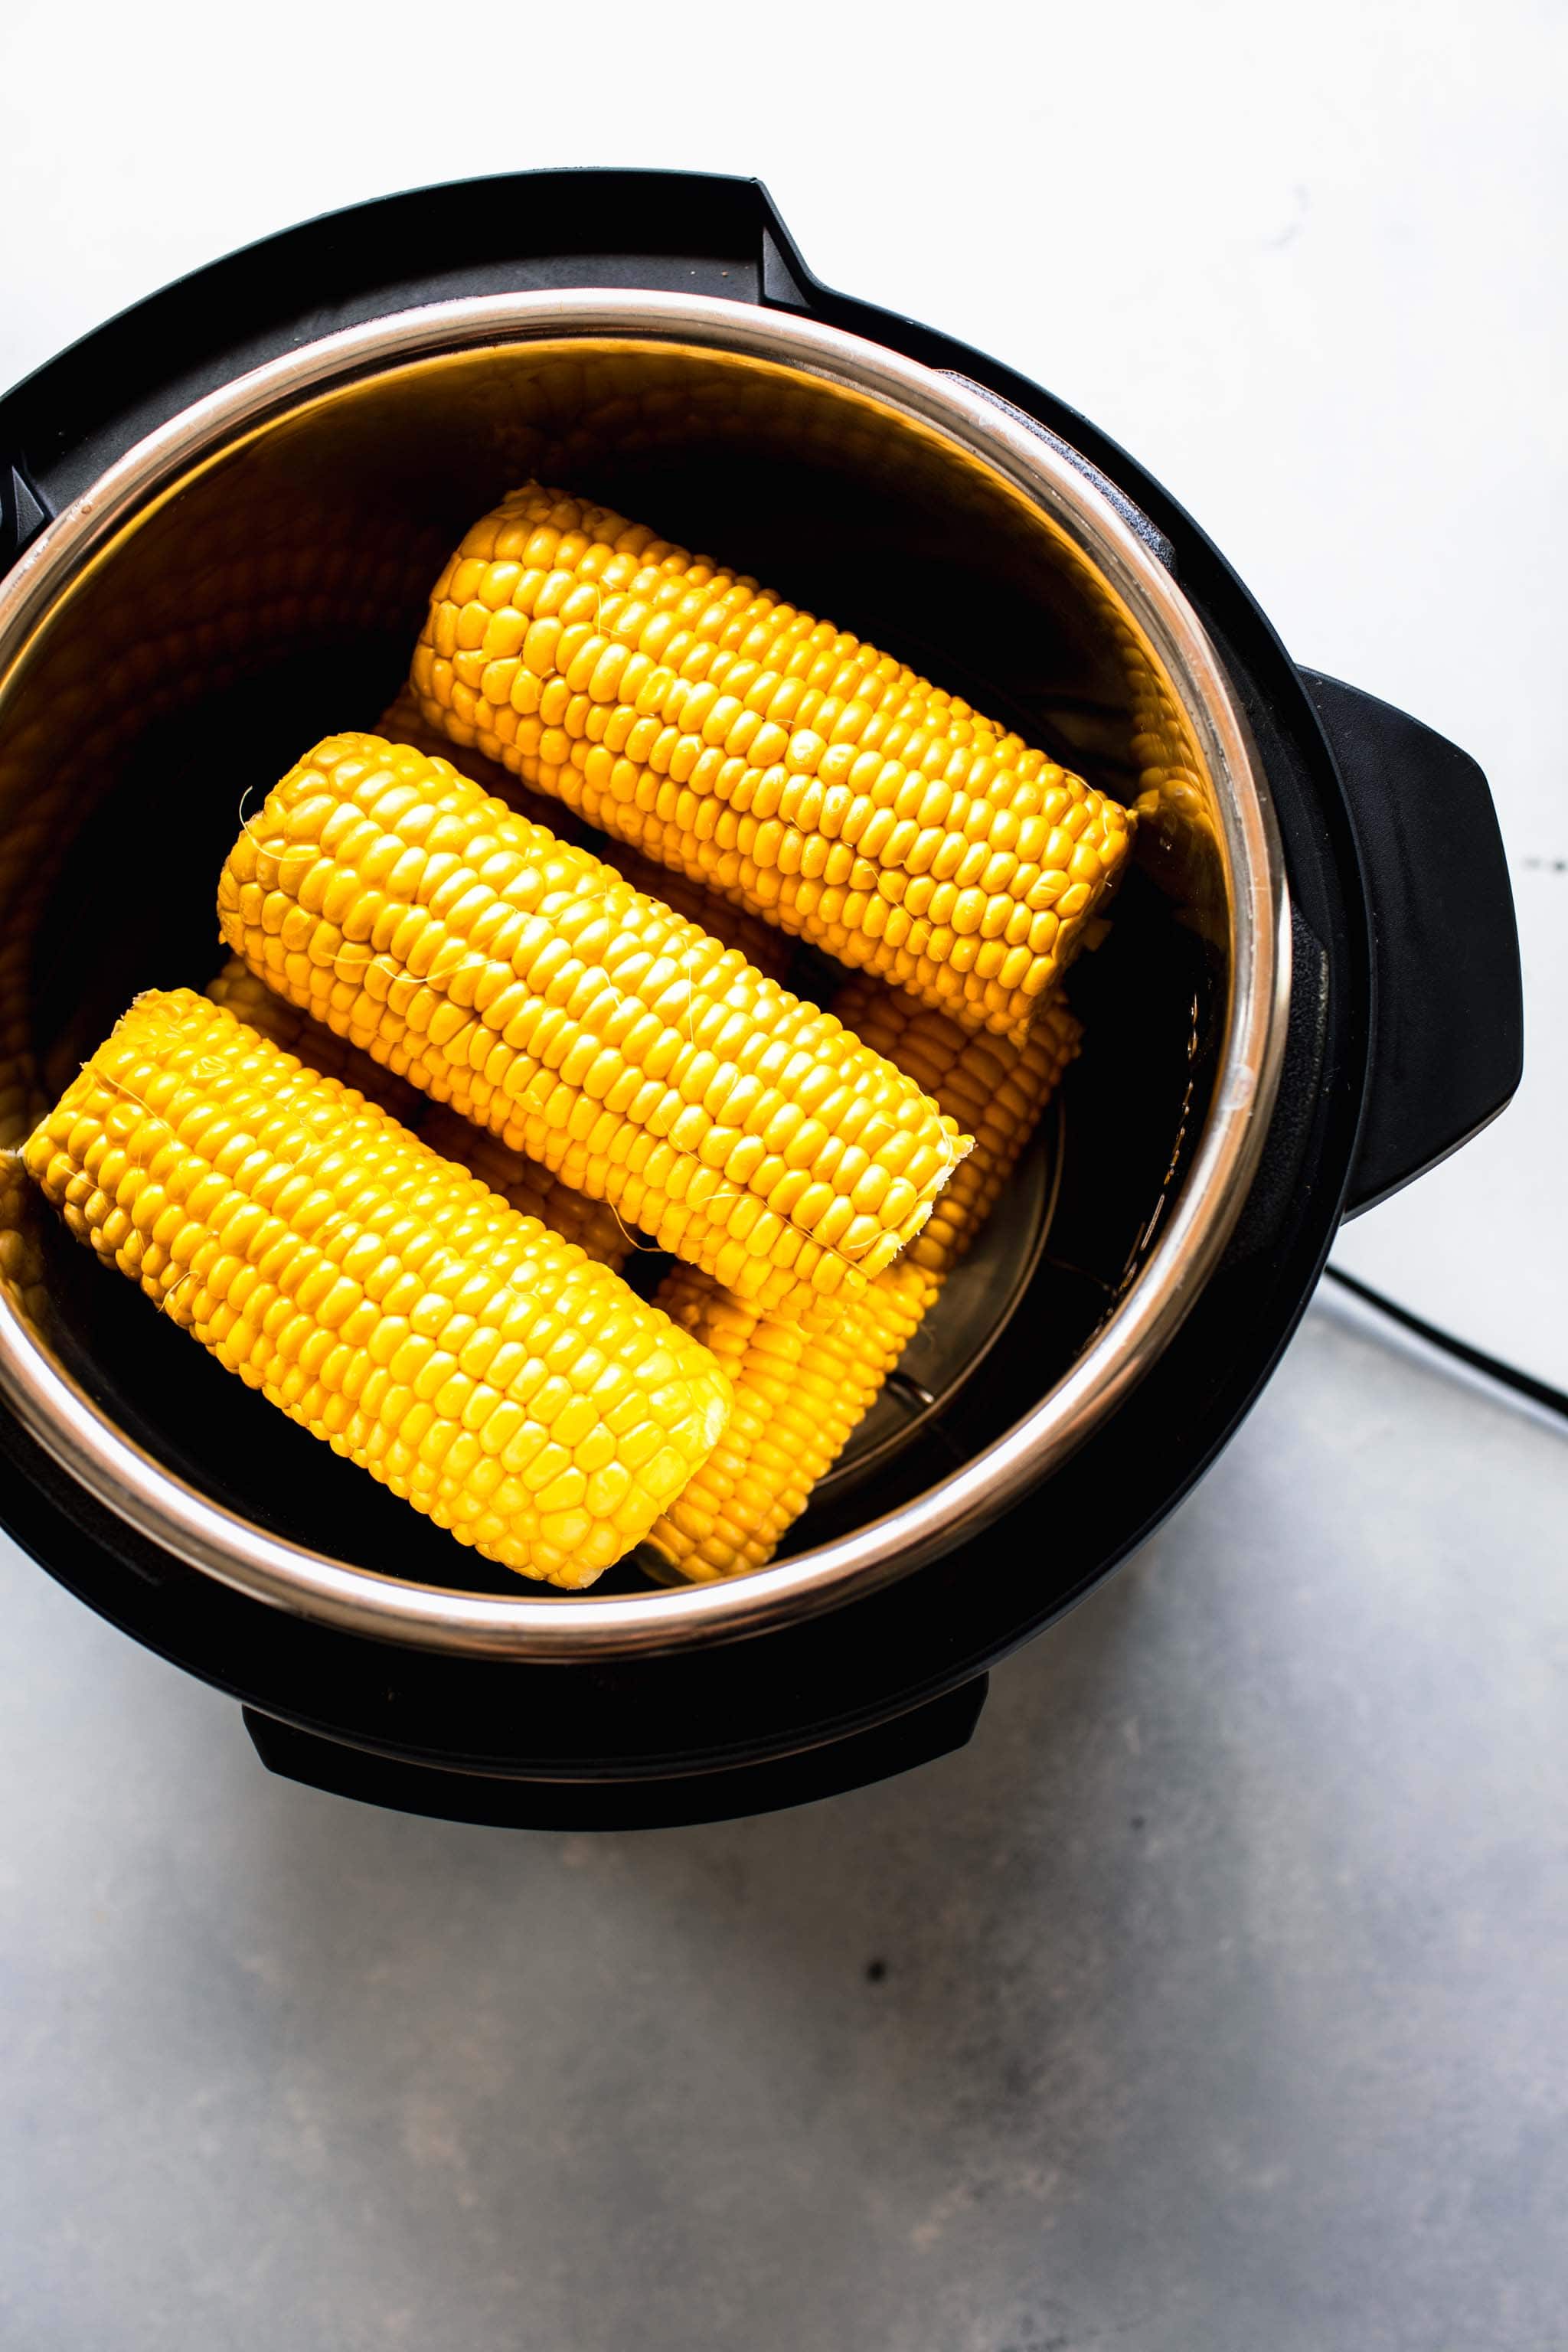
0;289;1291;1659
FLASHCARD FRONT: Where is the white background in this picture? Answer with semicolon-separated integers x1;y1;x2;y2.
3;0;1563;1380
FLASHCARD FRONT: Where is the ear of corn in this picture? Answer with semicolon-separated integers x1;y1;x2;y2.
408;482;1133;1040
217;734;969;1326
22;989;730;1588
642;976;1081;1582
377;689;795;983
645;1255;939;1579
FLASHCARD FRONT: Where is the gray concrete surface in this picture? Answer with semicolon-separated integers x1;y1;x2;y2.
2;1300;1566;2351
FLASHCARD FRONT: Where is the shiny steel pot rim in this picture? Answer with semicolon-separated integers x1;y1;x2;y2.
0;289;1290;1658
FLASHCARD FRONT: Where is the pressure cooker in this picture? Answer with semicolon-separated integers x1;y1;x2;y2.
0;171;1522;1827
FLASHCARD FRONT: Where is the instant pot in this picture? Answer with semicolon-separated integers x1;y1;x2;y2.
0;172;1522;1827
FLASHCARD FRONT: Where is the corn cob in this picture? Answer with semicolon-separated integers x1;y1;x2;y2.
408;483;1133;1039
378;688;795;984
646;1255;939;1578
827;978;1082;1276
23;989;730;1587
217;734;969;1325
253;721;673;1270
643;977;1080;1582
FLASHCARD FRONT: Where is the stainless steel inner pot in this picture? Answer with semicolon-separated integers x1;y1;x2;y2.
0;291;1289;1657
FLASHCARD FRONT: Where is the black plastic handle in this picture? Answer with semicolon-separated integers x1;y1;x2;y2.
1303;671;1523;1216
243;1676;989;1831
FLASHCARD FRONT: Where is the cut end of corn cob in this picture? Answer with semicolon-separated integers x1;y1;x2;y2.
217;733;969;1324
24;988;731;1588
409;482;1134;1039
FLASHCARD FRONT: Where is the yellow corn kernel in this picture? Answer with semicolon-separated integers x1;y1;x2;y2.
217;734;969;1325
23;989;730;1588
409;483;1134;1039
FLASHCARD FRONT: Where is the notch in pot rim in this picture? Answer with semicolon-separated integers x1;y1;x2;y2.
0;290;1290;1658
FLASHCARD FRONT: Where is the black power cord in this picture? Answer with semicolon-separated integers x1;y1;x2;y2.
1324;1266;1568;1425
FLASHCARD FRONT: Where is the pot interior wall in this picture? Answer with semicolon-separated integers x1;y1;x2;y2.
0;340;1222;1599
